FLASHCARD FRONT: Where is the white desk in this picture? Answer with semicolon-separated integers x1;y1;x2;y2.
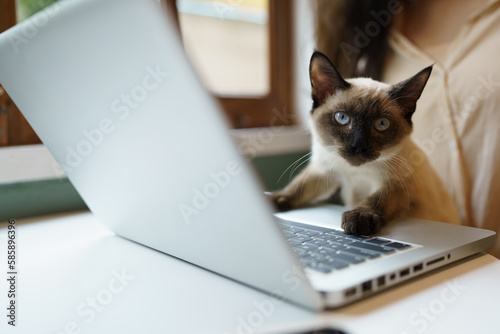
0;211;499;334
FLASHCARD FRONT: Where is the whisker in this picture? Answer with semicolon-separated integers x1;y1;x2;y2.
388;154;424;190
289;156;312;180
373;160;386;208
297;166;313;195
276;152;312;184
386;159;411;208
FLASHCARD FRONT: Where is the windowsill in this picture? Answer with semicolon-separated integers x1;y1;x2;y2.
230;125;311;157
0;126;311;184
0;144;63;184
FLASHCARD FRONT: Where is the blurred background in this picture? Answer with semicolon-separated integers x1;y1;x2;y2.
0;0;315;219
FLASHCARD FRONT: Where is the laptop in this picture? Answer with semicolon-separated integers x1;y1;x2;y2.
0;0;495;310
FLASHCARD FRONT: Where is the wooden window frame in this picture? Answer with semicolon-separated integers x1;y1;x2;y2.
0;0;42;146
0;0;294;147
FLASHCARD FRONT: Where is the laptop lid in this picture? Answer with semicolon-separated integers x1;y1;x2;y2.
0;0;324;310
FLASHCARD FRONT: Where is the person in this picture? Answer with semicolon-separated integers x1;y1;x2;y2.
315;0;500;258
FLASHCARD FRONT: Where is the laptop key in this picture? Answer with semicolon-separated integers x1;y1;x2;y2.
316;248;335;256
300;257;318;266
309;253;329;262
293;248;308;256
385;242;411;249
289;227;307;234
347;241;395;254
294;243;319;252
306;239;328;247
287;239;302;247
322;244;347;253
324;230;347;237
326;230;357;238
342;247;381;259
281;225;306;234
364;238;391;246
310;234;332;242
326;239;344;246
321;233;343;241
298;229;321;237
290;235;312;243
344;234;372;241
334;252;366;264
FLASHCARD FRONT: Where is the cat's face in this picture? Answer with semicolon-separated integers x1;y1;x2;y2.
309;52;432;166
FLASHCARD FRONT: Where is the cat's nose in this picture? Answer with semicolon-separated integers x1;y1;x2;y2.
350;144;366;155
350;129;370;154
350;140;370;155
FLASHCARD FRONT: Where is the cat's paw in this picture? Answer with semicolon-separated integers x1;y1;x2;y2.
265;192;293;211
341;208;385;235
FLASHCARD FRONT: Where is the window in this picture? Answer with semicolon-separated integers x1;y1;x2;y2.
16;0;59;21
0;0;294;148
177;0;269;96
161;0;295;129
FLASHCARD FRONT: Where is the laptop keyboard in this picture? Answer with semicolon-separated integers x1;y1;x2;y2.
279;220;412;274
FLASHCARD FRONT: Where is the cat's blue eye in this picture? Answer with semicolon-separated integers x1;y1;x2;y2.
334;112;350;125
374;118;390;131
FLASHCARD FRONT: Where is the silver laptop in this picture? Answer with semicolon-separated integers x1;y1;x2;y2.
0;0;495;310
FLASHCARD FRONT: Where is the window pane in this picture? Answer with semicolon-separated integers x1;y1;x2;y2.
16;0;60;22
177;0;269;96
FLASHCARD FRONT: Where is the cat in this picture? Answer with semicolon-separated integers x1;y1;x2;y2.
268;51;461;235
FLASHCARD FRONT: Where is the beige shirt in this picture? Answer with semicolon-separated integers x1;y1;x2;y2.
383;0;500;258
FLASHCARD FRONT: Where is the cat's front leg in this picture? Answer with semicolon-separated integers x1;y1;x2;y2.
267;164;339;211
341;185;411;235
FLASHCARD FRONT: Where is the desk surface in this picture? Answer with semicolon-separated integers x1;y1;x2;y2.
0;211;499;334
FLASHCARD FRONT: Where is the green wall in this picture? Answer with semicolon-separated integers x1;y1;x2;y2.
252;151;310;192
0;178;87;221
0;152;310;221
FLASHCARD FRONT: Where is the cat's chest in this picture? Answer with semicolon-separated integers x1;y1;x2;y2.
341;167;383;190
339;168;385;206
313;146;384;184
313;147;385;203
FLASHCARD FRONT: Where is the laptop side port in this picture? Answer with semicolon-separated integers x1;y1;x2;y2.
344;287;356;298
400;268;410;277
413;263;423;272
427;256;445;266
362;280;372;292
377;275;386;287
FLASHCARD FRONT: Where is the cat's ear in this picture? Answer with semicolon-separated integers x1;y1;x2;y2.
309;51;350;109
390;65;433;120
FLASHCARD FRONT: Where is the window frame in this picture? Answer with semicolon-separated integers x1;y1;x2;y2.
0;0;42;147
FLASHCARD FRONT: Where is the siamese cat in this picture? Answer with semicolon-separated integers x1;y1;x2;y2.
269;51;461;235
